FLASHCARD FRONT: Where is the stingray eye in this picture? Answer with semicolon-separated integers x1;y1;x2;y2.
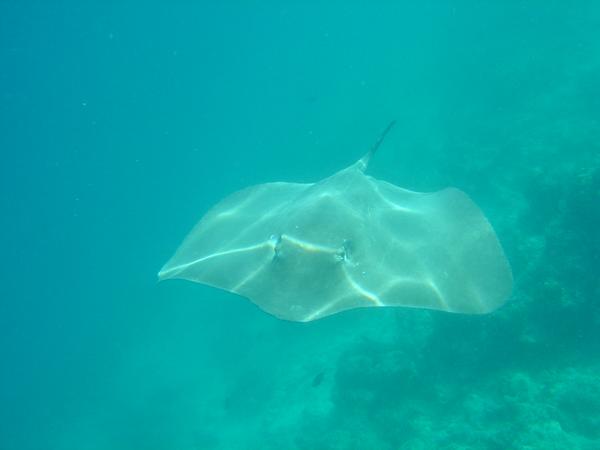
336;239;352;262
344;240;353;261
343;239;352;258
270;234;282;259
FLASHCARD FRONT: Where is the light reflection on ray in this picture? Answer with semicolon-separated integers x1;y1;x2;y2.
341;265;382;305
424;278;448;310
281;234;340;255
231;259;270;293
158;240;275;279
372;183;420;213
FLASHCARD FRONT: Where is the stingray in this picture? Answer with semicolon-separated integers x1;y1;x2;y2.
159;122;512;322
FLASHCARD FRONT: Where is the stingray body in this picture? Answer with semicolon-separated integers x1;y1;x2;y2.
159;123;512;322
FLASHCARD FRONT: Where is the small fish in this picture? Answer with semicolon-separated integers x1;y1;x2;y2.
312;371;325;387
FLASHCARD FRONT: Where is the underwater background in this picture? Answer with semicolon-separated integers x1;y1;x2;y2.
1;2;599;449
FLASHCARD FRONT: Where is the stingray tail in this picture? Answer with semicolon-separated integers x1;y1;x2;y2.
357;120;396;171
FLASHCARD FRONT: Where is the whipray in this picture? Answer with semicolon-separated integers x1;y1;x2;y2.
159;122;512;321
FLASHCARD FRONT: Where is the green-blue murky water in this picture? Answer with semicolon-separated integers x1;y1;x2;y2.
1;3;598;449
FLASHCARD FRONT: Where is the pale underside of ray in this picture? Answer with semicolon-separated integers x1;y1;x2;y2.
159;124;512;322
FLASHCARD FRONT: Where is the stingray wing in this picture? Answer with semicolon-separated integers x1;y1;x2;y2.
354;179;513;315
160;166;512;321
158;181;311;293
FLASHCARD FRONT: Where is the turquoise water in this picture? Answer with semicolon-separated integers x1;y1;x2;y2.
1;2;599;449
